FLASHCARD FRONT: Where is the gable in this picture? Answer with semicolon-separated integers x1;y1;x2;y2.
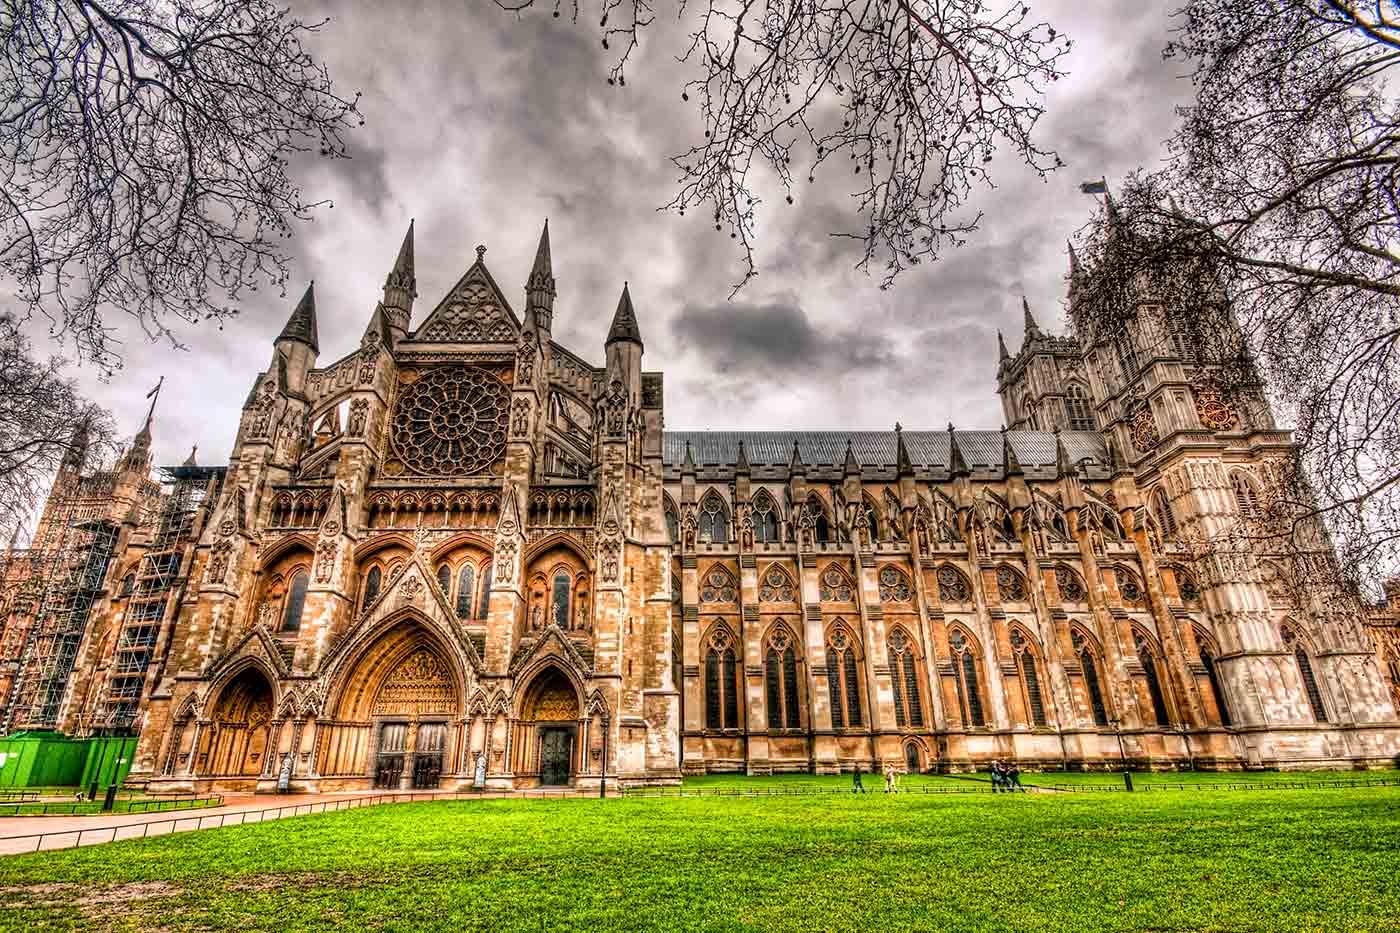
412;258;520;343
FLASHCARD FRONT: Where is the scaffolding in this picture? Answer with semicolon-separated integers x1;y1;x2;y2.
98;464;223;734
1;478;119;734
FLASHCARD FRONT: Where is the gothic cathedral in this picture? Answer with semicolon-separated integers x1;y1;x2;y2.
5;220;1400;792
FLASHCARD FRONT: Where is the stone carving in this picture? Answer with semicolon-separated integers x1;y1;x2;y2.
601;540;620;583
347;398;369;437
511;398;531;438
878;566;911;602
390;366;509;476
419;281;515;342
205;539;233;586
372;648;455;716
603;379;627;436
400;571;423;602
358;345;378;384
315;540;337;584
760;567;795;602
495;542;516;582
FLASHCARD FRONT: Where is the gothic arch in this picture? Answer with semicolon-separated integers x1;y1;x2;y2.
750;487;783;543
935;564;972;604
886;623;925;728
699;564;739;604
758;563;798;603
353;532;416;561
877;564;913;603
1007;622;1049;727
321;608;473;721
429;531;496;564
523;532;593;570
859;493;884;542
205;655;282;716
1070;624;1111;726
947;623;987;728
698;487;730;544
818;562;856;602
257;533;316;572
1131;625;1173;726
994;564;1028;602
513;660;587;721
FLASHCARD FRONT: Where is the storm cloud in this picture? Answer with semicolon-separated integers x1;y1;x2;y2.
23;0;1192;464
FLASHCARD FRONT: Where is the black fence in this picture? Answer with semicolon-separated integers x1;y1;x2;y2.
1;789;580;855
0;794;223;818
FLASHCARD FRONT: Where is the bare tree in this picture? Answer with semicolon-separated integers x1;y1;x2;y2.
0;314;114;547
1;0;361;370
496;0;1071;291
1072;1;1400;597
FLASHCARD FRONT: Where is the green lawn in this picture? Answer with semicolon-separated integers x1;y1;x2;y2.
2;787;1399;931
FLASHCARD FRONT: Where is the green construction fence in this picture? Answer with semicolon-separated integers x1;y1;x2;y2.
0;732;137;790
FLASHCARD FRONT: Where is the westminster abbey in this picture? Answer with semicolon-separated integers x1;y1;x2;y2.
3;219;1399;792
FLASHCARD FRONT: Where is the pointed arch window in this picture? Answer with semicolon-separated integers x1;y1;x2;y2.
1232;473;1260;519
551;570;572;629
878;566;911;602
1197;633;1232;727
948;628;985;727
705;627;741;730
825;626;862;727
281;570;309;633
937;566;971;603
1072;630;1110;726
884;492;905;541
1177;570;1201;603
887;628;924;728
1151;488;1179;541
1134;630;1171;726
1064;383;1096;431
820;565;854;602
363;565;383;608
700;567;738;603
751;492;780;543
699;491;729;544
764;627;801;729
1010;627;1048;727
455;564;476;618
759;566;795;602
1282;626;1328;722
436;563;452;595
806;496;832;544
1055;566;1087;603
1116;569;1146;607
996;566;1027;602
478;563;492;618
664;501;679;544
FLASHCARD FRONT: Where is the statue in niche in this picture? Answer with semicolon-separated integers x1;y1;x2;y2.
575;593;590;632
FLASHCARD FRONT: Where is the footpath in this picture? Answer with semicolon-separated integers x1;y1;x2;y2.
0;788;583;856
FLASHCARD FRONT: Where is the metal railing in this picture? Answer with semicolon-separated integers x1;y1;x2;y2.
2;789;580;855
0;794;222;818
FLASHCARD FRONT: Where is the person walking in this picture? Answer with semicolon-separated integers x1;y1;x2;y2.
1008;762;1025;793
852;765;865;794
883;762;897;794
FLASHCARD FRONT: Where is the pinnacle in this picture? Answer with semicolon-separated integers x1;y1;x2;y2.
278;282;320;354
896;423;915;476
606;281;643;347
736;439;751;472
843;438;860;474
948;426;971;477
382;219;417;305
1003;434;1023;477
528;218;555;293
1022;296;1041;337
788;440;806;475
997;330;1012;362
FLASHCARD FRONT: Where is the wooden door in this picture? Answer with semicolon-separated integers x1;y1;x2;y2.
539;728;573;786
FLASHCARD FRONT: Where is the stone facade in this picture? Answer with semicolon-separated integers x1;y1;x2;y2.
5;219;1400;791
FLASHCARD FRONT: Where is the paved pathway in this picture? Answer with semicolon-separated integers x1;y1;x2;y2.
0;788;587;856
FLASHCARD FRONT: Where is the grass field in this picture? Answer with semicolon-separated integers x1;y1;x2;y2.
3;782;1399;931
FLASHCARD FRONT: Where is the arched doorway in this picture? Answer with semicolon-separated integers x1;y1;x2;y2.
904;741;922;775
519;667;580;786
322;620;464;790
204;667;275;779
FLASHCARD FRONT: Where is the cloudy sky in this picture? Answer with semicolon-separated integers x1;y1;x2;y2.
39;0;1188;469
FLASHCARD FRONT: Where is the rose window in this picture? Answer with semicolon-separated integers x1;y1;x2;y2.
390;366;509;476
701;569;737;603
878;566;911;602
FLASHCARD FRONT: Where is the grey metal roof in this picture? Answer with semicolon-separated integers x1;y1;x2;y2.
662;430;1106;469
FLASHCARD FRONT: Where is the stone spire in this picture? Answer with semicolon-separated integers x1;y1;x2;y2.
1022;296;1042;340
362;301;393;347
526;219;556;334
606;281;643;347
381;219;416;341
386;219;416;296
278;282;320;354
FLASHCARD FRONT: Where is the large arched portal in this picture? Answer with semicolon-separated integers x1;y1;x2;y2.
203;667;275;782
516;667;581;786
322;621;464;790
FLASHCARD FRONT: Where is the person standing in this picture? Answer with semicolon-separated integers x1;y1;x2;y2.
884;762;896;793
852;765;865;794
